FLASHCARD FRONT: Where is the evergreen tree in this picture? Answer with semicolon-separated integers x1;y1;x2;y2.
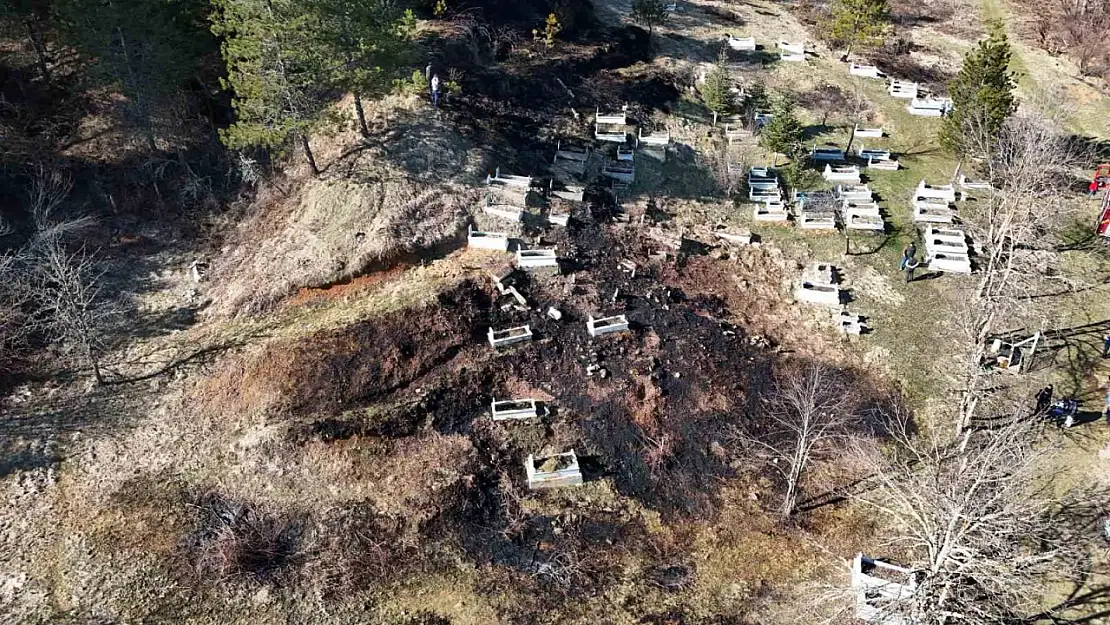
939;21;1016;157
630;0;666;39
212;0;331;175
760;92;804;165
699;51;734;125
741;80;768;129
306;0;415;138
55;0;214;150
828;0;890;60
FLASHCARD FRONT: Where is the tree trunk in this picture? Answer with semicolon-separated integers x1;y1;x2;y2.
845;126;858;156
353;92;370;138
24;18;51;83
301;133;319;176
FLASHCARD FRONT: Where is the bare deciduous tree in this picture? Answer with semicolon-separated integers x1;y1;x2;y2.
850;414;1087;625
33;238;113;383
949;108;1085;431
26;165;95;247
742;364;859;517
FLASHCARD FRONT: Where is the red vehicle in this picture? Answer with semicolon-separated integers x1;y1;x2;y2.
1092;164;1110;194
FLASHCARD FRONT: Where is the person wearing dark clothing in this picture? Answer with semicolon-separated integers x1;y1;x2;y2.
904;256;920;282
900;242;917;271
1102;333;1110;358
1034;385;1053;416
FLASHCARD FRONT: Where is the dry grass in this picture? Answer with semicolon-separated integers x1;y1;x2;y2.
205;95;490;318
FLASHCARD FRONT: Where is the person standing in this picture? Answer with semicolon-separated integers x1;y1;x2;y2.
900;242;917;271
1035;385;1053;416
431;74;440;108
1104;376;1110;427
1102;332;1110;358
904;255;920;283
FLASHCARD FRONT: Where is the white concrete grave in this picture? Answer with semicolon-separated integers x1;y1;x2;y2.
594;107;629;143
749;187;783;203
823;164;862;184
888;80;918;99
753;111;774;128
811;146;846;162
794;281;841;306
851;553;918;624
491;399;541;421
727;34;756;51
916;180;957;202
929;251;972;274
488;325;533;348
913;200;956;224
638;128;670;146
846;206;884;231
595;124;627;143
467;226;509;251
724;123;753;144
587;314;631;337
854;125;884;138
803;261;836;285
958;174;992;190
548;211;569;227
907;97;952;117
799;213;837;229
839;311;866;335
754;201;790;222
778;40;805;62
553;141;590;164
526;451;583;489
867;155;900;171
838;184;873;202
923;226;968;255
552;141;590;177
617;146;634;161
595;108;627;125
516;248;559;270
850;63;883;79
483;195;524;222
748;167;780;190
550;181;585;202
486;167;533;189
602;159;635;183
857;146;891;162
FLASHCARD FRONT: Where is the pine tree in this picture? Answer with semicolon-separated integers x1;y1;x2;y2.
828;0;890;61
306;0;415;138
55;0;213;151
940;21;1016;157
760;92;804;165
212;0;331;175
700;51;734;125
630;0;667;39
741;80;768;129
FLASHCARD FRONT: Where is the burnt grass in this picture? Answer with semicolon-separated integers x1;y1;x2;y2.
424;0;679;175
252;205;891;605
